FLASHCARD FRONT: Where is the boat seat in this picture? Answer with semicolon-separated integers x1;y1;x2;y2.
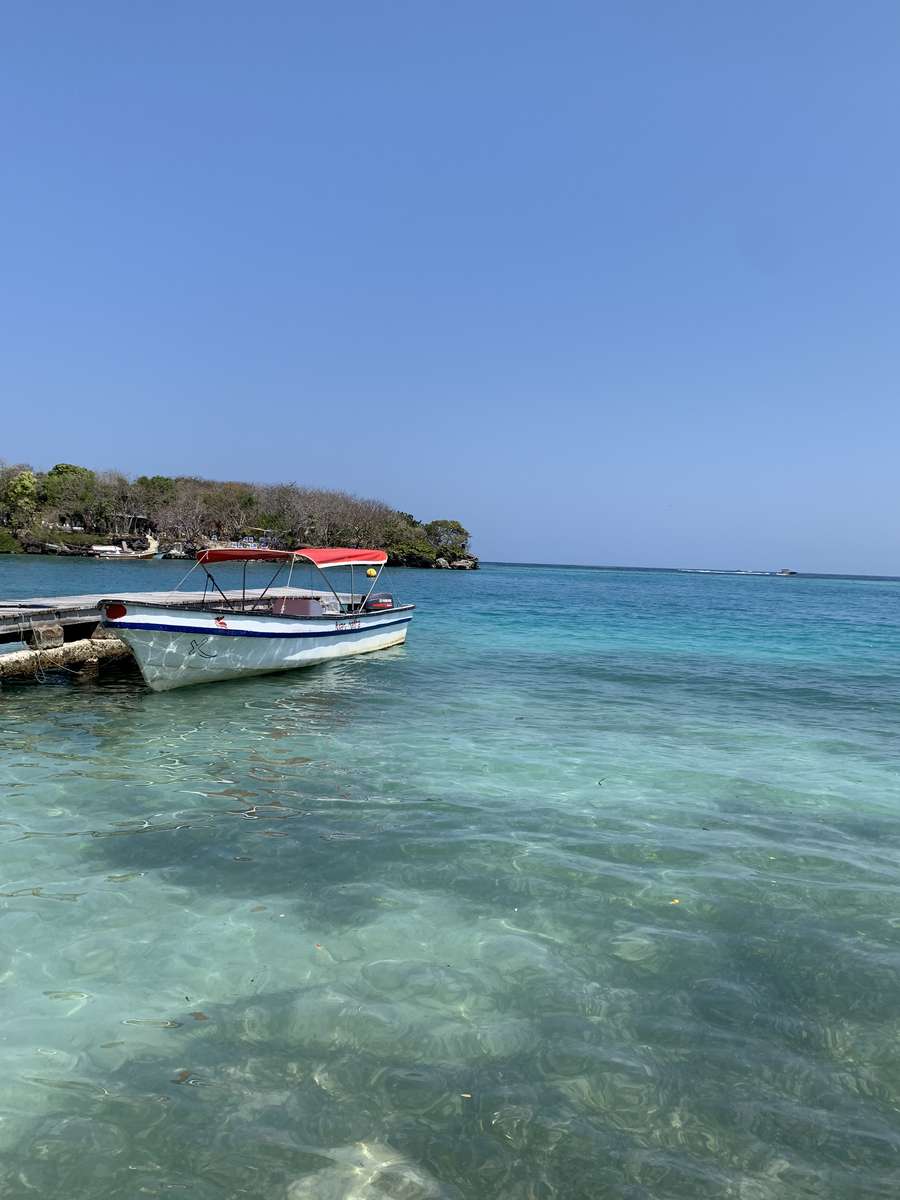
271;596;323;617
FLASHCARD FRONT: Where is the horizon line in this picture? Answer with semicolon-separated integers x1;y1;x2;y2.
475;561;900;582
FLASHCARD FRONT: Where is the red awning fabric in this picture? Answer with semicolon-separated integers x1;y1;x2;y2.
197;546;387;567
296;547;387;568
197;548;295;564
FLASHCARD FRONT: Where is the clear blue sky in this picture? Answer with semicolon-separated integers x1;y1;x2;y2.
2;2;898;573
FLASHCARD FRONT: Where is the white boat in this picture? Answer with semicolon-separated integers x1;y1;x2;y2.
99;546;414;691
92;536;160;559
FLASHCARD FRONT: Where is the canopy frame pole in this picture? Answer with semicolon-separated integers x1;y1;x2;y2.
360;563;385;609
251;561;286;609
312;562;344;611
201;565;236;609
166;556;203;603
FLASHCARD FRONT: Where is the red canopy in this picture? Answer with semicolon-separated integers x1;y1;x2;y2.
197;548;294;564
197;546;387;568
297;547;388;568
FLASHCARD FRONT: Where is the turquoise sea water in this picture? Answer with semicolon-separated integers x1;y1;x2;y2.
1;558;899;1199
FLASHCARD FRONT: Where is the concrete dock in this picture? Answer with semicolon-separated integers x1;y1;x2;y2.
1;587;210;640
0;587;296;681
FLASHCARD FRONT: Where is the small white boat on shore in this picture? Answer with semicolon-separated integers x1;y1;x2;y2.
99;546;413;691
92;536;159;560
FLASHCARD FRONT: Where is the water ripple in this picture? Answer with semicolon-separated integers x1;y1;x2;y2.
1;564;899;1197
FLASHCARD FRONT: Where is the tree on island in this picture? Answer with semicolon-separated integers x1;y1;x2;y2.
0;467;38;531
424;519;472;563
41;463;102;529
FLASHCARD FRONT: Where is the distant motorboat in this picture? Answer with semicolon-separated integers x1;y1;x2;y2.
776;568;798;576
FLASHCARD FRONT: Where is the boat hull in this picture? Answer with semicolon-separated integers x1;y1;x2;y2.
102;604;413;691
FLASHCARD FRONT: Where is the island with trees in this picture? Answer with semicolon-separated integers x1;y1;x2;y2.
0;462;478;569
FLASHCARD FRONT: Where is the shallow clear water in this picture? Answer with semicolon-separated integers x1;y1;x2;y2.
1;559;899;1198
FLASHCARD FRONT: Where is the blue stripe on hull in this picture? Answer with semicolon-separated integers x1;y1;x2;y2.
107;616;413;640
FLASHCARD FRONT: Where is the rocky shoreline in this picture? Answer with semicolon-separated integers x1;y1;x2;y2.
433;556;479;570
3;533;480;568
